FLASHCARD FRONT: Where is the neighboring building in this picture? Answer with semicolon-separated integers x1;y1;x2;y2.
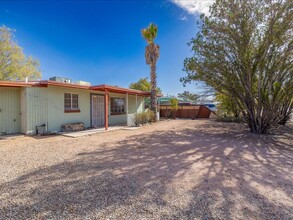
0;79;150;135
158;96;188;105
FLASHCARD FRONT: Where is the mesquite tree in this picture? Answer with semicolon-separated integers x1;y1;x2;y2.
181;0;293;134
0;26;41;81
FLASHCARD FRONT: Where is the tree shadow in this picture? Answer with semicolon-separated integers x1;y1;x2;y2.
0;121;292;219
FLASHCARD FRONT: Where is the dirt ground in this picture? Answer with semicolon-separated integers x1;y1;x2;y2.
0;119;292;219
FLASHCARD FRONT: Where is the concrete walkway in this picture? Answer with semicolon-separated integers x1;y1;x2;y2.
61;126;140;138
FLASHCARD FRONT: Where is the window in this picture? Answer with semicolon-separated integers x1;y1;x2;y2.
64;93;80;112
111;97;125;114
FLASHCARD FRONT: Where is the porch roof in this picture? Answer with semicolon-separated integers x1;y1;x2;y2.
0;81;38;87
90;84;150;95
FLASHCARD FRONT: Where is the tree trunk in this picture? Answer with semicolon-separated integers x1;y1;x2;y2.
150;63;157;115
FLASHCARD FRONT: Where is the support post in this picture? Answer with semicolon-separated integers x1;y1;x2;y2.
105;90;109;130
158;98;160;113
126;93;129;114
135;94;138;113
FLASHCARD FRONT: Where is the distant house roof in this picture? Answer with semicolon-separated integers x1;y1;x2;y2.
159;96;195;105
0;80;150;96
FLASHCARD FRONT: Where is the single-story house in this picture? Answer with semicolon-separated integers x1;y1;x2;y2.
0;79;151;135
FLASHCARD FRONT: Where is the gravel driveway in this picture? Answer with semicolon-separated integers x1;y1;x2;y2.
0;120;292;219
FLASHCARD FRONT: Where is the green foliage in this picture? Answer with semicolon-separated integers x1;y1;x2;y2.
134;111;156;126
181;0;293;133
215;92;241;119
0;26;41;81
141;23;158;44
129;77;162;94
169;98;179;110
215;115;243;123
177;91;199;103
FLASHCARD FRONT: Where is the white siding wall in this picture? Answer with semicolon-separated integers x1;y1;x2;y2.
0;86;147;135
22;87;49;135
0;87;21;135
108;93;127;125
47;86;93;132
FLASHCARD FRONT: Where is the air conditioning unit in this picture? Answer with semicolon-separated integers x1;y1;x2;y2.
49;76;72;83
74;81;91;86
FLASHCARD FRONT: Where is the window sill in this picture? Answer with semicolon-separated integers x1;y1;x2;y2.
64;109;81;113
111;112;126;115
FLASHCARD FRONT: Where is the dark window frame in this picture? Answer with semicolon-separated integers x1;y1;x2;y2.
64;93;80;113
110;97;125;115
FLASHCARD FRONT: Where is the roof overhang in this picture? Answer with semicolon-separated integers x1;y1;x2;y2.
0;81;151;96
39;80;91;89
90;84;150;96
0;81;39;87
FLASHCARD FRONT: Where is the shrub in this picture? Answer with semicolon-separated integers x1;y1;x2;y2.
215;115;243;123
134;111;156;126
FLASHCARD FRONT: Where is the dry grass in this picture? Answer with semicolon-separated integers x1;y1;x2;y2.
0;119;292;219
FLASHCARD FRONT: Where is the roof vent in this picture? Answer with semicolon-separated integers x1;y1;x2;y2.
49;76;71;83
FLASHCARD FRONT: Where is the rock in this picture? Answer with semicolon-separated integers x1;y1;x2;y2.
61;122;85;132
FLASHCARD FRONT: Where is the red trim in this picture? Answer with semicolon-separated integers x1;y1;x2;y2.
64;109;81;113
0;81;154;96
90;84;150;96
40;80;90;89
0;81;38;87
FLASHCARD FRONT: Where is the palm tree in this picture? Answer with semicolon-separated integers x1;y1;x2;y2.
141;23;160;115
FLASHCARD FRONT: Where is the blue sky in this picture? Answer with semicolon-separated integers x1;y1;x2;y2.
1;0;212;96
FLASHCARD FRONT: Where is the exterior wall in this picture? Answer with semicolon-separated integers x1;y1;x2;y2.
128;95;136;114
0;87;21;135
108;93;145;126
137;96;144;113
108;93;127;125
47;86;104;132
0;85;147;135
126;95;145;126
21;87;48;135
128;95;144;114
23;87;146;132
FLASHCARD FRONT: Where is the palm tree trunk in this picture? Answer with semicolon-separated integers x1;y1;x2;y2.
150;63;157;114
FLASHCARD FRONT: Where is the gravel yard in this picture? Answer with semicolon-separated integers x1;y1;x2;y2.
0;119;292;219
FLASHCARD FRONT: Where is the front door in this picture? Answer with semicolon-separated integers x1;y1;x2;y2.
91;94;105;127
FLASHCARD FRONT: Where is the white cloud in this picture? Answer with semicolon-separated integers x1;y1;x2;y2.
171;0;214;15
179;15;188;21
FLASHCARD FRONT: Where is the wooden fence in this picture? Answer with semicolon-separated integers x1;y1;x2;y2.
159;105;212;119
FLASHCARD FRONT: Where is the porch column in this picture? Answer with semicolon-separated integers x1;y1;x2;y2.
135;94;138;113
126;93;129;114
105;90;109;130
158;97;160;112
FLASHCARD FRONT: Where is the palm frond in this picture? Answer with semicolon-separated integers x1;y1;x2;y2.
141;23;158;44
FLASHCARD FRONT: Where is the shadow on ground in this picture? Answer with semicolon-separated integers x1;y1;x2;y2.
0;121;292;219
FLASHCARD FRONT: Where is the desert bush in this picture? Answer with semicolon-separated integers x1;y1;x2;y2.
215;114;243;123
134;111;156;125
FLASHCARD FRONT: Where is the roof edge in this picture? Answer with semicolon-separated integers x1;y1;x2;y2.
0;81;151;96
